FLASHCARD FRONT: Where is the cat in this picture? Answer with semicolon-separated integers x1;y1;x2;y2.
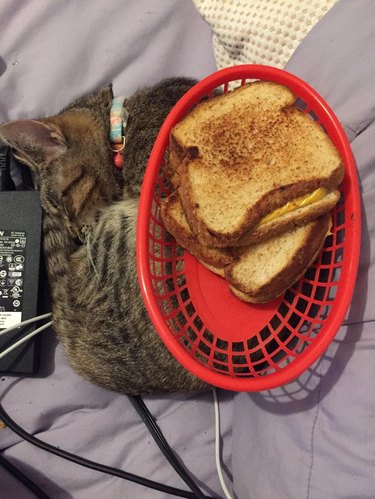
0;78;209;395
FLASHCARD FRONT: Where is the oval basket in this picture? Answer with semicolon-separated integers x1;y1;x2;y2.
137;65;361;391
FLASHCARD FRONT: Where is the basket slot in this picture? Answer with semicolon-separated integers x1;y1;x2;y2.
167;316;180;334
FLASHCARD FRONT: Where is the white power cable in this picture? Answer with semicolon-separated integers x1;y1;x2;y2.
0;314;53;360
0;312;52;336
213;388;233;499
0;321;52;360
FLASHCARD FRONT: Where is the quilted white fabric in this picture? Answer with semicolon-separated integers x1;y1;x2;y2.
193;0;338;69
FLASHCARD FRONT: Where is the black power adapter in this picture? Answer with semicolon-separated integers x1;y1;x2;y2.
0;143;43;374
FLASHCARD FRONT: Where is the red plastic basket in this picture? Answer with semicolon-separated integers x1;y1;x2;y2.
136;65;361;392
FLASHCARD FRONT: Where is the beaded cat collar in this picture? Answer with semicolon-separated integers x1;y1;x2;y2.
109;96;129;170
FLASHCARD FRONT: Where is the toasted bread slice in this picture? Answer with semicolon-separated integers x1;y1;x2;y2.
225;213;331;303
170;81;295;171
160;192;234;269
160;192;331;303
228;189;340;247
171;82;343;246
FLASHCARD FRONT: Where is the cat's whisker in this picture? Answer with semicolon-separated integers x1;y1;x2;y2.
86;232;100;282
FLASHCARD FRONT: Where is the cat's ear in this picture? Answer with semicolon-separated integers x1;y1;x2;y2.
0;119;67;169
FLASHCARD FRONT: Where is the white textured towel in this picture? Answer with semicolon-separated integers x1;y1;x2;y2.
193;0;338;69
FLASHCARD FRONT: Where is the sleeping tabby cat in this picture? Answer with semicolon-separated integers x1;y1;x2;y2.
0;78;209;394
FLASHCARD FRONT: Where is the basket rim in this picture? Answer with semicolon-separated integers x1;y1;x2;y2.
136;64;361;392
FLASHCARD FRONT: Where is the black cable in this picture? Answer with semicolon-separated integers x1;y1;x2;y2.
0;402;215;499
129;395;206;499
0;453;50;499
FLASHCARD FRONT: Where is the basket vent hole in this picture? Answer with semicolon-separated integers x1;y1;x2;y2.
318;268;331;283
251;352;268;370
176;311;187;327
174;273;187;290
214;351;228;362
311;323;323;336
162;245;173;259
151;241;160;257
304;267;316;281
203;329;214;344
331;266;342;283
180;287;190;303
284;289;296;304
336;228;345;244
265;338;279;355
300;281;313;298
175;259;184;273
167;317;180;333
160;299;171;315
195;350;209;365
153;222;163;242
185;302;195;317
165;277;175;293
232;354;247;365
165;292;179;312
295;297;308;314
233;366;251;375
308;109;320;123
335;209;345;228
198;340;211;357
249;347;265;363
152;261;162;279
213;362;229;372
324;234;334;250
295;97;307;111
289;312;302;329
247;336;259;350
259;326;271;342
334;247;344;263
319;304;332;320
314;286;327;301
286;336;300;352
321;250;332;265
232;341;245;352
307;302;321;319
193;315;204;331
270;315;281;331
277;301;289;318
294;340;309;355
180;336;192;351
327;284;338;301
175;245;185;257
186;327;197;343
271;349;288;364
299;320;312;334
151;199;158;217
163;228;174;245
216;338;228;351
277;325;294;344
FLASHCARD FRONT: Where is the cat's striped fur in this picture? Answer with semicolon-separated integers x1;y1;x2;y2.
0;78;208;394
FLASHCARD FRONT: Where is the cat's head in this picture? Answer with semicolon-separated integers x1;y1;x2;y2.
0;85;122;240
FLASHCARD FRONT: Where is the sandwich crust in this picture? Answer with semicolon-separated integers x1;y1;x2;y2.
225;213;331;303
160;192;234;268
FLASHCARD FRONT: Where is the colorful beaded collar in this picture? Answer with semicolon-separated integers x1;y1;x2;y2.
109;96;129;170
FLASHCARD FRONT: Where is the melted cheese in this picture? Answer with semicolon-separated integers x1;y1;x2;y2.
259;187;328;225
